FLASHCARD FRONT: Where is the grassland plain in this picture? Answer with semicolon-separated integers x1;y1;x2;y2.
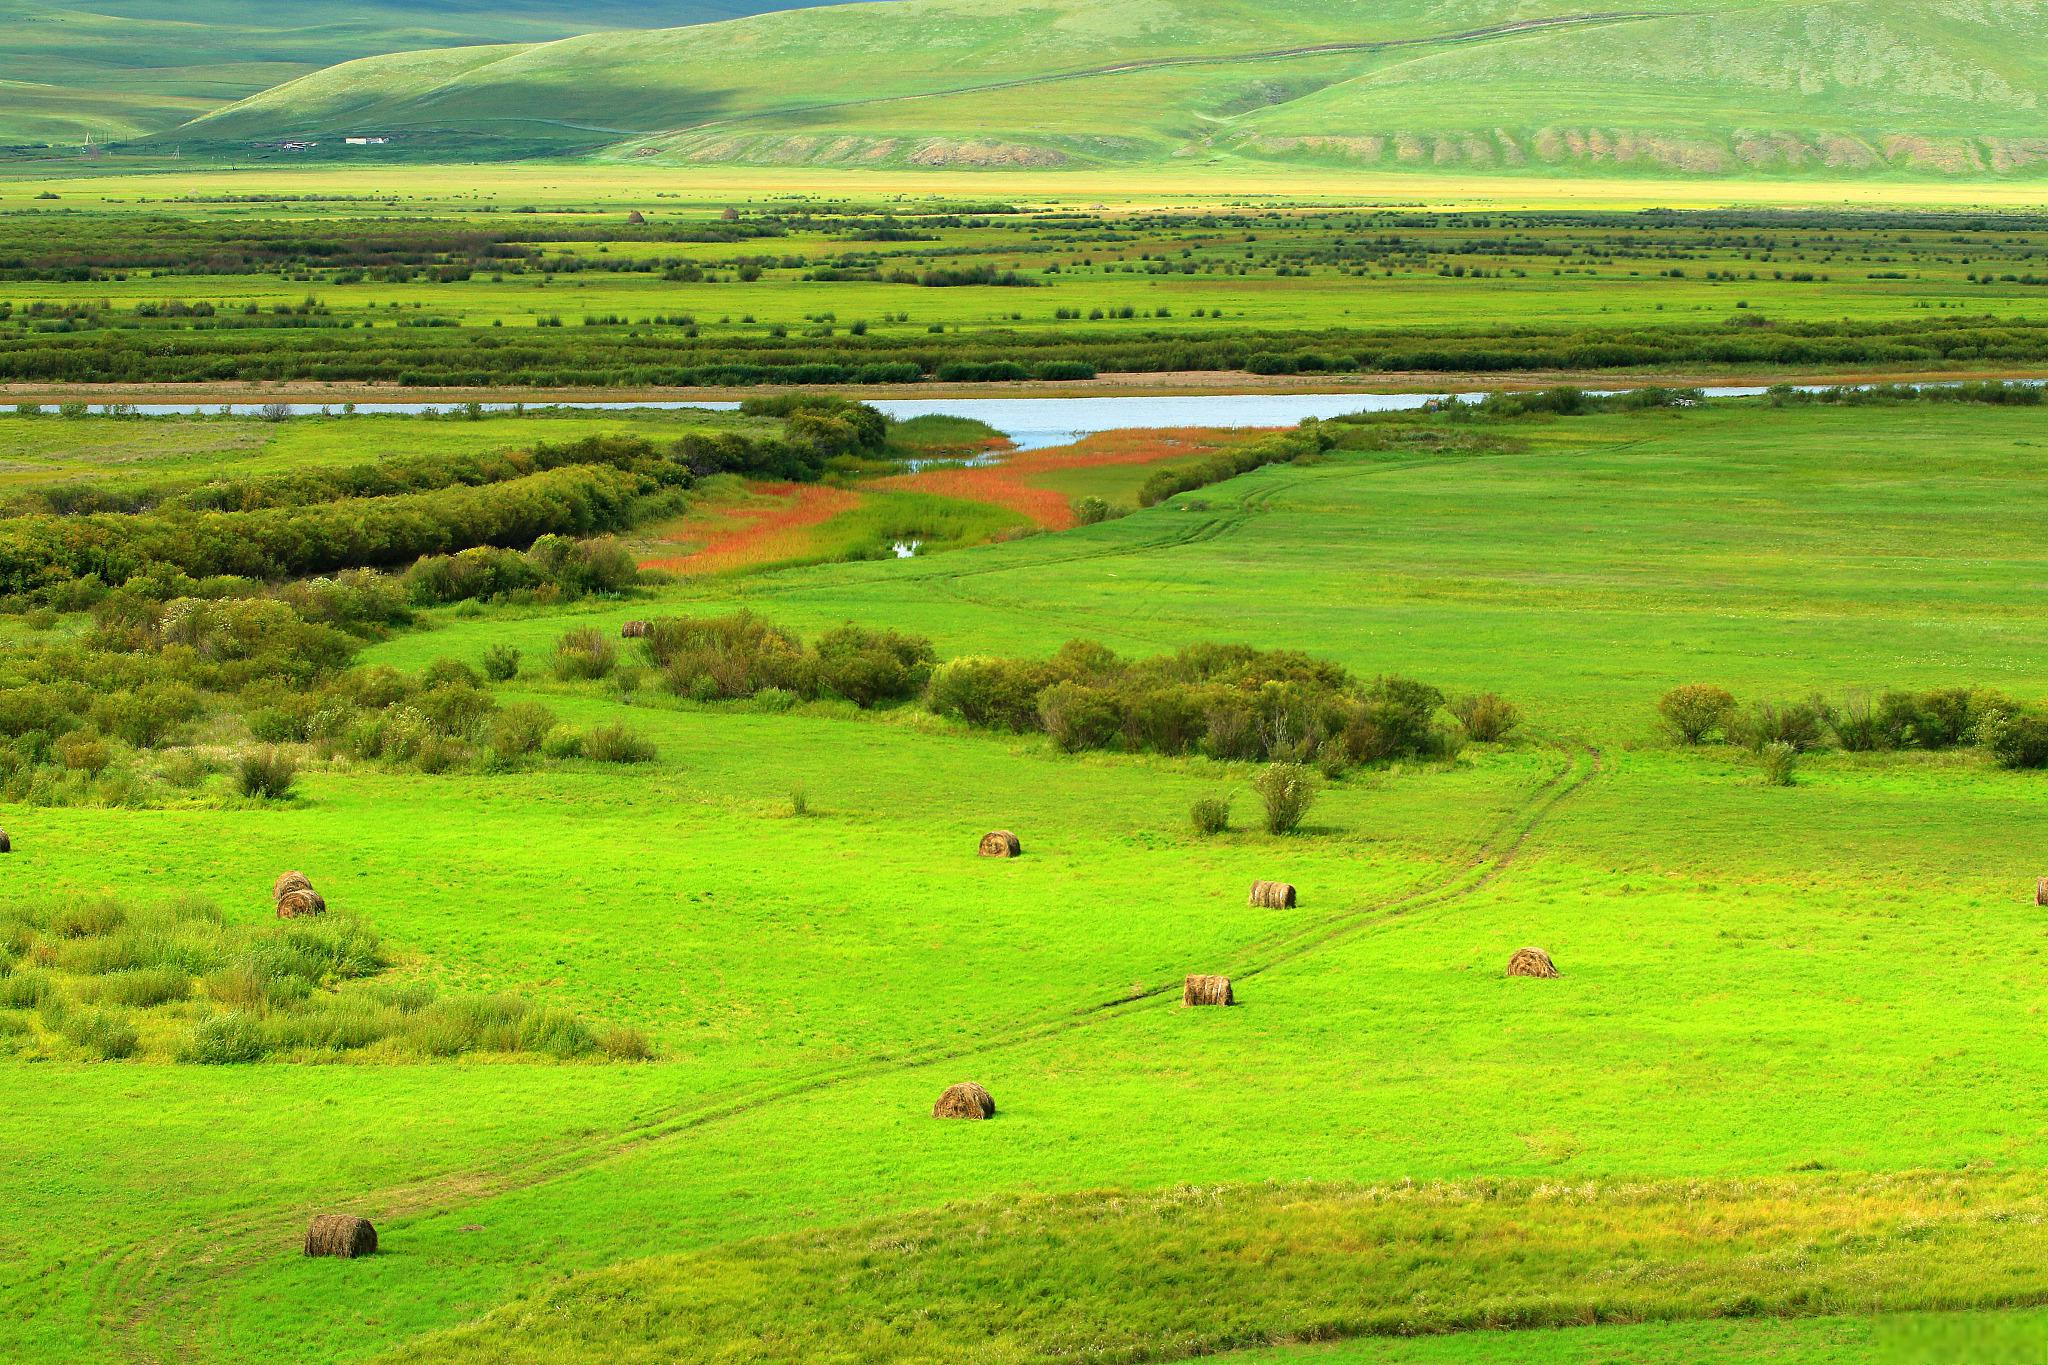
0;0;865;146
158;0;2048;181
6;191;2048;392
3;397;2048;1362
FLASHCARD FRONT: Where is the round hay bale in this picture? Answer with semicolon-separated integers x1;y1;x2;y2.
979;831;1022;859
933;1082;995;1120
1182;974;1234;1007
304;1214;377;1259
621;621;651;640
2038;877;2047;908
0;828;10;854
277;888;328;920
273;871;313;902
1249;880;1297;909
1507;947;1559;979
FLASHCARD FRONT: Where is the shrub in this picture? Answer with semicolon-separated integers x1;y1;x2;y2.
482;644;522;682
181;1011;270;1064
1658;685;1736;744
926;657;1051;732
519;1006;596;1058
1451;693;1520;743
581;723;656;764
0;970;55;1010
487;702;558;762
808;625;935;706
54;730;111;774
1038;682;1127;753
1190;797;1232;836
1072;496;1116;525
1760;741;1800;787
595;1025;654;1060
1253;763;1318;835
236;747;298;800
1830;691;1885;751
1980;702;2048;770
540;728;585;760
51;898;125;938
59;1007;140;1059
552;627;618;681
1734;700;1827;753
92;967;190;1008
1876;688;1982;750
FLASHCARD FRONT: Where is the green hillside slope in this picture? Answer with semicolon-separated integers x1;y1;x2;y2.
172;0;2048;178
0;0;888;146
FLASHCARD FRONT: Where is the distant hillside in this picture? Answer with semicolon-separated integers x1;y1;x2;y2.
0;0;888;146
173;0;2048;178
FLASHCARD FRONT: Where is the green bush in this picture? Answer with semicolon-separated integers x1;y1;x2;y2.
596;1025;654;1061
1451;693;1521;743
1760;741;1800;787
1981;703;2048;770
581;723;656;764
481;644;522;682
519;1006;596;1059
91;967;190;1008
181;1011;270;1064
1658;685;1736;744
58;1007;139;1059
1190;797;1232;836
552;627;618;681
808;625;935;707
487;702;559;762
1733;700;1827;753
926;657;1051;732
1254;763;1318;835
236;747;298;800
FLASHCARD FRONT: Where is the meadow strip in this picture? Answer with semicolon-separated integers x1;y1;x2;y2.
389;1173;2048;1365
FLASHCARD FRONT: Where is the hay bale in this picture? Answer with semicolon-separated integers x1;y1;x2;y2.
1182;974;1234;1007
621;621;651;640
2038;878;2048;908
979;830;1022;859
273;871;313;902
1507;947;1559;979
0;828;10;854
277;888;328;920
933;1082;995;1120
1249;880;1297;909
304;1214;377;1259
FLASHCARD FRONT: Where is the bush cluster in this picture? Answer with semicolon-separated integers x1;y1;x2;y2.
1657;683;2048;770
0;894;648;1064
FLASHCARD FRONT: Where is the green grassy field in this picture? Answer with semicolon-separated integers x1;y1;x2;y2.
0;0;864;146
5;395;2048;1361
159;0;2048;180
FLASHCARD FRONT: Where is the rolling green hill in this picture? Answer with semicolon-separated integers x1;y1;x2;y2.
167;0;2048;178
0;0;889;146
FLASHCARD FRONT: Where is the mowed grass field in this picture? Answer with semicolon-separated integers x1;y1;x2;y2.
4;397;2048;1361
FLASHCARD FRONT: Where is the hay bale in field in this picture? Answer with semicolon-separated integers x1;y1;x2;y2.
273;871;313;902
1249;880;1297;909
1182;974;1234;1007
621;620;651;640
0;828;10;854
2038;878;2048;908
277;888;327;920
933;1082;996;1120
1507;947;1559;979
304;1214;377;1259
979;830;1022;859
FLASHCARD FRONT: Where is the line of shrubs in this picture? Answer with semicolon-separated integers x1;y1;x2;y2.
1658;684;2048;770
1137;424;1336;507
0;895;650;1064
563;612;1517;771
